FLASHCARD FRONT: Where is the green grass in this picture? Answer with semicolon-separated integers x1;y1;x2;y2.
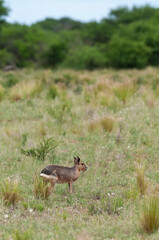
1;67;159;239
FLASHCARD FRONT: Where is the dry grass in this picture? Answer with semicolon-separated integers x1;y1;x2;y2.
114;82;135;104
140;197;159;234
88;120;101;133
34;174;52;199
135;162;148;195
9;81;42;101
88;117;115;133
1;179;22;206
100;117;115;132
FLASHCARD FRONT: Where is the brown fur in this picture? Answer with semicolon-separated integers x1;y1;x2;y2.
40;156;87;193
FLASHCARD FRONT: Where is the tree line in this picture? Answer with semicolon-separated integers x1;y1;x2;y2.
0;0;159;69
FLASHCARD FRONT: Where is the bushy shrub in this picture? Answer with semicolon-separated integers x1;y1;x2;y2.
63;46;106;70
0;49;14;68
108;37;151;68
43;40;67;67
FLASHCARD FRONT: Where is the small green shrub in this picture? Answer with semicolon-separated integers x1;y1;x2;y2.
3;73;18;88
22;201;45;211
48;84;59;99
21;137;58;161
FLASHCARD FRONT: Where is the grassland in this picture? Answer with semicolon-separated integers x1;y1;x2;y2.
1;67;159;239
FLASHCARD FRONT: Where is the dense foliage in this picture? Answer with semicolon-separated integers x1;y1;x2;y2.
1;2;159;69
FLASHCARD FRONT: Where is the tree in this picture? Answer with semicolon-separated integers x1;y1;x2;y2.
0;0;9;25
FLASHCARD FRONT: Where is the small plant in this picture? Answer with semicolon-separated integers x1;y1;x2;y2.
22;201;45;211
1;179;21;206
21;133;28;146
3;73;18;88
88;202;100;215
88;120;101;133
13;229;33;240
48;84;59;99
101;196;124;215
135;162;148;195
34;175;51;199
140;197;159;234
0;84;5;101
48;99;72;123
114;82;135;104
21;137;58;161
100;117;115;132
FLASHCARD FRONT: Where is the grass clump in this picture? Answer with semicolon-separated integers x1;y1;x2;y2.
88;117;115;133
0;84;5;101
88;120;101;133
100;117;115;132
13;229;33;240
34;175;51;199
140;197;159;234
10;81;41;101
48;98;72;123
114;82;135;104
135;162;148;195
1;179;21;206
3;73;18;88
48;84;59;99
21;137;58;161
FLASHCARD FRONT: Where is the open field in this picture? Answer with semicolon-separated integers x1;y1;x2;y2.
1;67;159;239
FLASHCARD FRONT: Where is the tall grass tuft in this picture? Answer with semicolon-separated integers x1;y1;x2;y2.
114;82;135;104
140;197;159;234
10;81;42;101
0;84;5;101
48;84;59;99
135;162;148;195
34;175;51;199
88;121;101;133
100;117;115;132
1;179;21;206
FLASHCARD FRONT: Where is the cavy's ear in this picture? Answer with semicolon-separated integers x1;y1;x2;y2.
77;156;80;163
